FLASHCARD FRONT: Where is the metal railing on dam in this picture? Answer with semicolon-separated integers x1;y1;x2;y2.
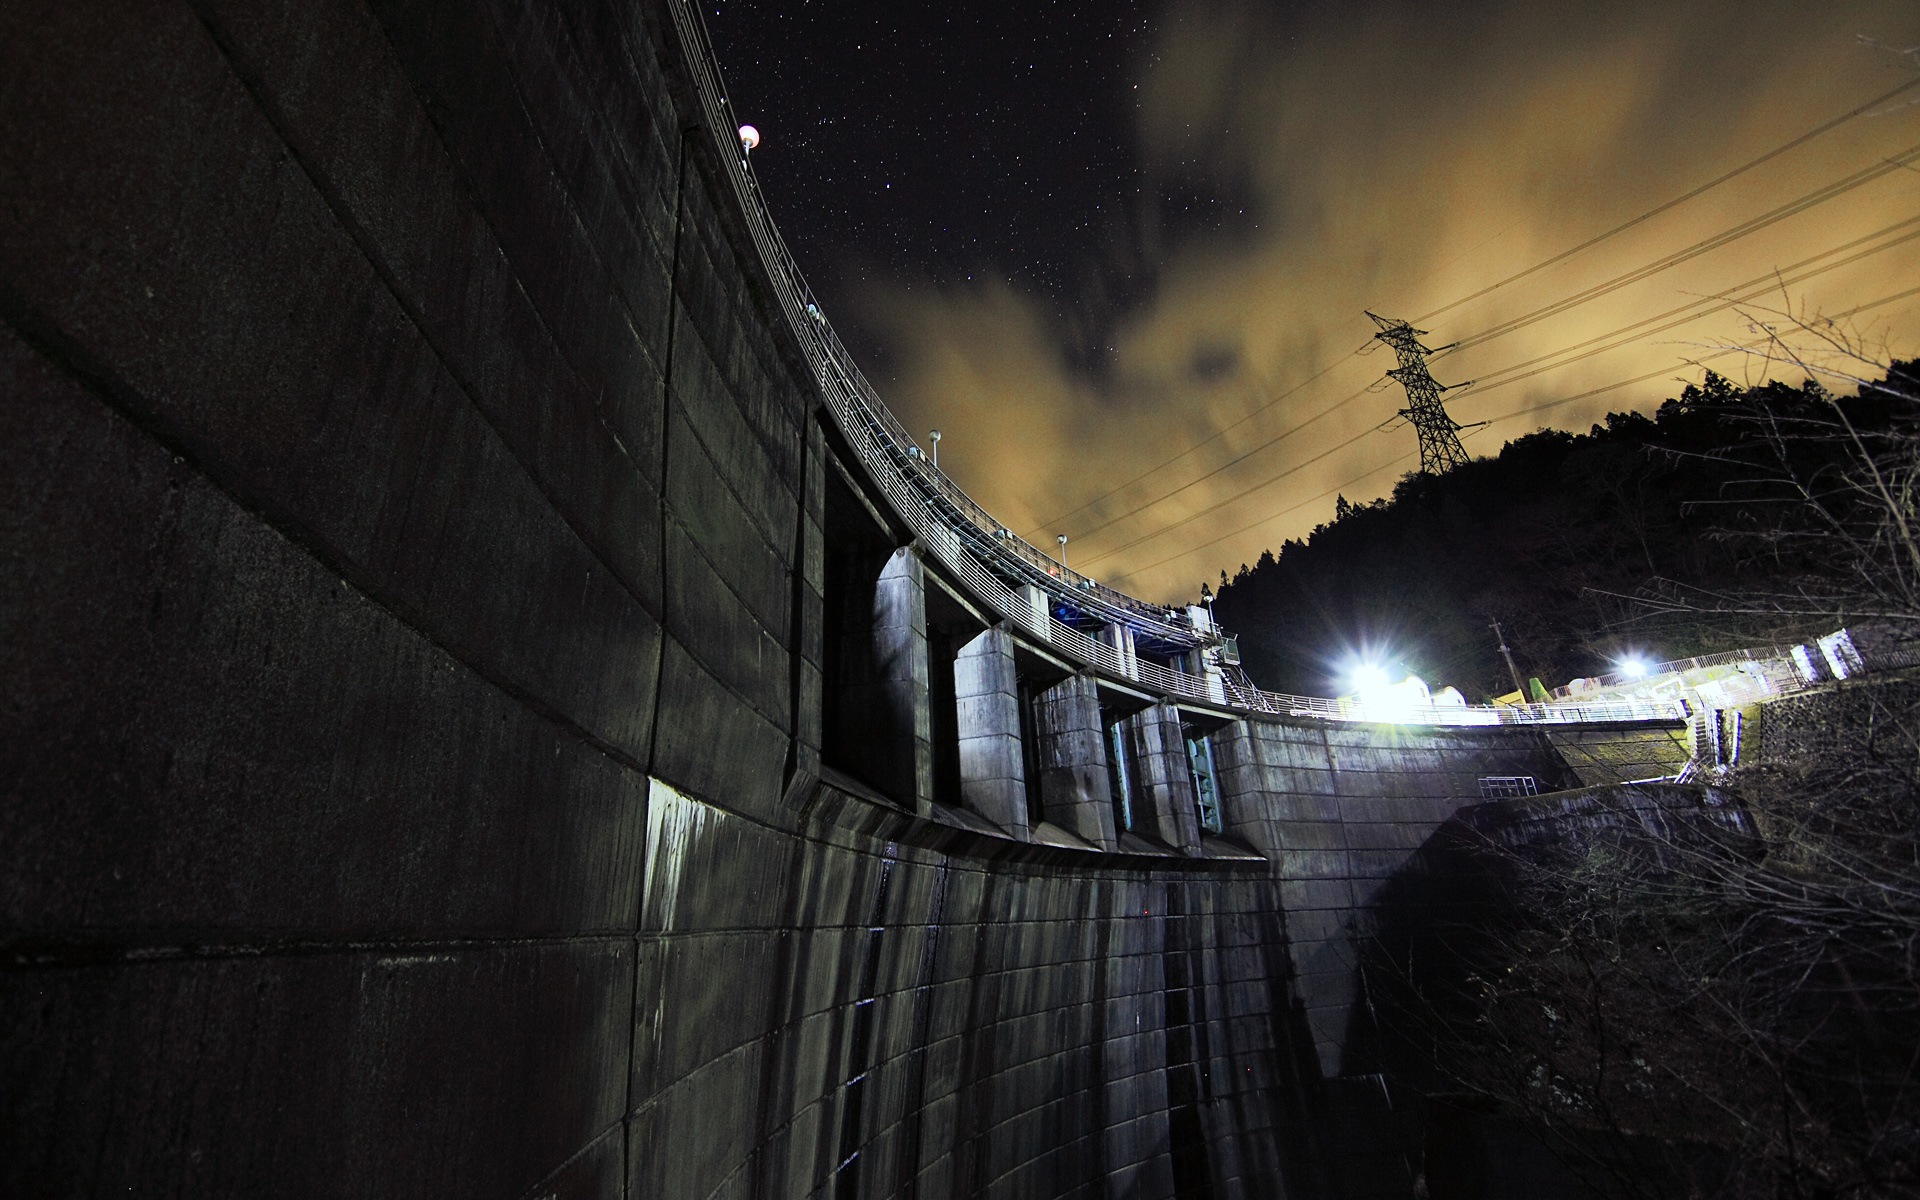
665;0;1683;731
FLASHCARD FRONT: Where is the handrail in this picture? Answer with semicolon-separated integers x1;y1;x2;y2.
661;0;1688;730
1559;645;1799;695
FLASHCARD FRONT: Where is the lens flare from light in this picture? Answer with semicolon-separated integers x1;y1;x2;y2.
1343;661;1392;697
1619;655;1652;680
1340;657;1436;721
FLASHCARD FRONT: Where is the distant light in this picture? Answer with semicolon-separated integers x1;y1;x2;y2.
1341;658;1431;719
1619;655;1652;680
738;124;760;153
1342;660;1394;707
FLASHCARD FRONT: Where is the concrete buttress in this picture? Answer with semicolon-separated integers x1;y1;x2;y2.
1035;672;1119;850
1125;702;1203;854
870;544;933;814
954;624;1029;838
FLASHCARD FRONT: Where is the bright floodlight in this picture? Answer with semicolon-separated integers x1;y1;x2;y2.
1344;661;1392;696
1341;658;1431;720
1619;655;1651;680
738;124;761;153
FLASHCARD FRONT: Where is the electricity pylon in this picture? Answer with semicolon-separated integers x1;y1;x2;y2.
1367;311;1474;475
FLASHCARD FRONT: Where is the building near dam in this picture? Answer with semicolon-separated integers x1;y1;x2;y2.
0;2;1737;1197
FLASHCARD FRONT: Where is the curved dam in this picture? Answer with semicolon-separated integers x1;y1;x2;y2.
0;2;1686;1197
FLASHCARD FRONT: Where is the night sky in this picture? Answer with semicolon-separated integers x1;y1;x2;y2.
707;0;1920;602
707;1;1175;372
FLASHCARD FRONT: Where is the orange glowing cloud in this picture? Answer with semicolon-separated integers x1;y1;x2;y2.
856;0;1920;601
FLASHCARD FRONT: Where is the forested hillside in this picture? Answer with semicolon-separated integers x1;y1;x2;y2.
1210;367;1913;699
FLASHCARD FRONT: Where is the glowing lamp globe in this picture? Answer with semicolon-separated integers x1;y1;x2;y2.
737;124;760;153
1341;660;1392;701
1350;664;1391;693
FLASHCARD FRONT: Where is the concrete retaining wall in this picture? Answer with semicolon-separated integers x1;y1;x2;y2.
1210;717;1685;1075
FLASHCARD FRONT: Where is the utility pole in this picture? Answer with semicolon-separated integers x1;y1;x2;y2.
1368;311;1474;475
1490;620;1526;698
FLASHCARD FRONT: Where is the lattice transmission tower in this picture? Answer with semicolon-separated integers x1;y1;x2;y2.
1367;311;1475;475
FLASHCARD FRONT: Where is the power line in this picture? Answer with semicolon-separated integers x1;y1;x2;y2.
1111;452;1416;582
1445;280;1920;446
1080;417;1390;568
1833;279;1920;319
1055;380;1374;544
1460;281;1920;425
1108;280;1920;586
1021;347;1368;537
1441;142;1920;354
1037;100;1920;545
1088;276;1811;573
1077;218;1920;562
1459;214;1920;388
1451;216;1920;402
1415;73;1920;323
1102;349;1748;583
1474;345;1752;430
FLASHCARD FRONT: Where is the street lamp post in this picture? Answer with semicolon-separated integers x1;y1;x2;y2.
1490;621;1526;698
1057;533;1068;574
929;429;941;469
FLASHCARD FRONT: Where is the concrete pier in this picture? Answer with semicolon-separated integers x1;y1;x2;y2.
954;625;1029;837
871;545;933;813
1034;672;1119;849
1121;702;1204;854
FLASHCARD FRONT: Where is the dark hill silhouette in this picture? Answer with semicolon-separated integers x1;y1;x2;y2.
1211;366;1914;699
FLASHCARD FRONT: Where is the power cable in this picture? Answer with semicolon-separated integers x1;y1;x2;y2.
1020;347;1368;537
1415;73;1920;323
1078;217;1920;560
1452;217;1920;401
1441;142;1920;353
1463;280;1920;428
1032;83;1920;550
1102;348;1751;582
1109;279;1920;585
1058;381;1374;543
1460;213;1920;387
1113;452;1415;582
1080;418;1391;568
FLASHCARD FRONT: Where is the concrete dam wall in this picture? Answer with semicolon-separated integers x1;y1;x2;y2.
0;2;1687;1197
